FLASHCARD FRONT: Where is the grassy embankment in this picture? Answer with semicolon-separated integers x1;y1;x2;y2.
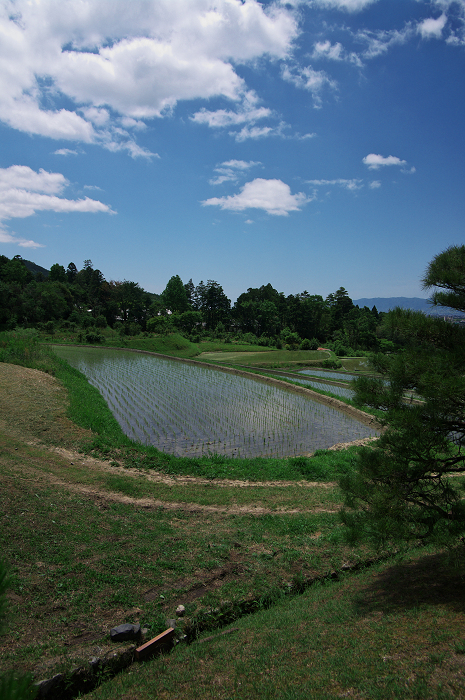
1;330;464;698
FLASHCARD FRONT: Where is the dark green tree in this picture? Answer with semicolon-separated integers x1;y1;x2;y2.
340;246;465;546
423;244;465;312
171;310;202;335
161;275;190;314
199;280;230;330
184;278;195;306
49;263;66;283
66;262;78;284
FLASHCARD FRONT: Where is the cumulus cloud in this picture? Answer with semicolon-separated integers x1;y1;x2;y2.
0;0;298;154
313;40;344;60
369;180;381;189
191;91;272;128
0;165;114;248
0;230;45;249
191;90;286;139
362;153;408;170
202;178;309;216
417;13;448;39
0;166;68;196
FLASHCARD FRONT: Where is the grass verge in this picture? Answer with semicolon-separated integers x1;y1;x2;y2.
0;429;382;685
87;545;465;700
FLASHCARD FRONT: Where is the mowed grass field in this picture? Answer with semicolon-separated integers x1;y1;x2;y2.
1;350;465;699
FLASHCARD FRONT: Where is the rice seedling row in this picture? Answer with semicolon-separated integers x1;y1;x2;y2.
53;346;379;458
298;369;358;381
286;376;355;399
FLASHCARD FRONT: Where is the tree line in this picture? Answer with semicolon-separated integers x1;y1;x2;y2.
0;255;381;353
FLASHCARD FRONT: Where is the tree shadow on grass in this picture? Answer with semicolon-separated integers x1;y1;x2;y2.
353;547;465;617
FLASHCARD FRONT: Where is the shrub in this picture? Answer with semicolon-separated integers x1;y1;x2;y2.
85;328;104;343
95;315;107;329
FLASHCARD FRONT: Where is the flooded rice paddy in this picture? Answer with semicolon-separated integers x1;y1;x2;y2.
53;346;379;458
287;376;354;400
298;369;360;381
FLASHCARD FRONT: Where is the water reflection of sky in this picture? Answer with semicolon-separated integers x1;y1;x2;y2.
53;346;378;458
298;369;359;382
287;377;354;400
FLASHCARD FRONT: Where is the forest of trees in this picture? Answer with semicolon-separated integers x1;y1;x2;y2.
0;255;382;353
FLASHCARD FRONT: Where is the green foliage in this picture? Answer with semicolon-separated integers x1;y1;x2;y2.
146;315;172;334
300;337;319;351
0;255;383;349
170;309;202;334
322;358;342;369
160;274;190;313
341;246;465;546
0;329;46;367
422;244;465;312
85;328;104;343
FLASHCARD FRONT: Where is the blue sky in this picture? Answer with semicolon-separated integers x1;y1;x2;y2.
0;0;463;303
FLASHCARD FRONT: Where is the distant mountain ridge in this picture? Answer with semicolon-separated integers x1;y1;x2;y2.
353;297;462;315
23;259;49;277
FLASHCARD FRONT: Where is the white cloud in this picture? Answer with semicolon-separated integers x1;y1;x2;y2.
310;0;379;10
0;230;45;249
222;160;261;170
0;190;113;221
417;14;448;39
202;178;309;216
209;160;260;185
313;40;344;60
0;166;68;195
191;90;280;139
0;0;298;153
442;0;465;45
0;165;114;248
369;180;381;189
362;153;408;170
233;125;276;141
54;148;78;156
307;178;363;190
191;92;272;128
312;40;363;66
120;117;147;130
102;138;159;160
281;64;337;108
356;26;413;59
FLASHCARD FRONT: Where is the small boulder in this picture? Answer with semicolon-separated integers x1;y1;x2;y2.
110;623;141;642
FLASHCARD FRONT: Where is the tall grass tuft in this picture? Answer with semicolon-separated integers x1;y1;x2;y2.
0;329;48;369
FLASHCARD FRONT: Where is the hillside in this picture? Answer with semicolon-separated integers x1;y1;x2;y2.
22;259;49;277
